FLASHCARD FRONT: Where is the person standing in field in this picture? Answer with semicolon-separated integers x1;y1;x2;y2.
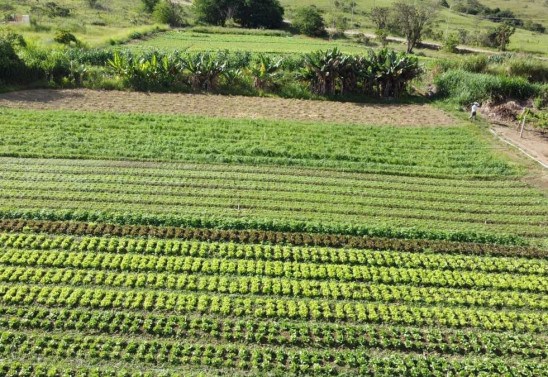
470;102;480;120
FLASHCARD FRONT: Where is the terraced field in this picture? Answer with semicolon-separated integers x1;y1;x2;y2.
0;99;546;376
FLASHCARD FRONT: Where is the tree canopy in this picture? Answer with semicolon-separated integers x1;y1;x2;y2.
292;6;326;37
193;0;284;29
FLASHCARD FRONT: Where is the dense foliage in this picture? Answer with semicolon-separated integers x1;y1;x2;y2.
435;69;542;105
292;6;327;37
298;48;421;97
193;0;284;29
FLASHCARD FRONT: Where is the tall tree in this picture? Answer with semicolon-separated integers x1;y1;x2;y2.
370;6;390;30
391;1;436;53
235;0;284;29
193;0;237;26
494;23;515;51
193;0;284;28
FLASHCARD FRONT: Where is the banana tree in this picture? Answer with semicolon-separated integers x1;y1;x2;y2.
108;51;185;91
298;48;344;95
373;49;421;98
184;52;228;91
249;54;283;91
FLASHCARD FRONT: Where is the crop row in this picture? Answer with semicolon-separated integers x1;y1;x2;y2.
5;188;546;228
1;284;545;332
4;178;547;217
2;265;544;310
10;199;543;243
0;355;545;377
1;219;542;258
0;159;536;208
0;305;544;358
1;156;533;193
2;233;543;275
0;110;515;178
1;248;544;293
0;140;501;180
0;208;529;245
0;330;546;376
4;170;544;208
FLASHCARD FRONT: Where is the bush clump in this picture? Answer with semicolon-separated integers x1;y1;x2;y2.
435;69;540;105
292;6;326;37
152;0;187;27
54;30;80;46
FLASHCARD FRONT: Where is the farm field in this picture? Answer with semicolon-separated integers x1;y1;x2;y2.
0;90;547;375
125;30;370;55
0;89;457;126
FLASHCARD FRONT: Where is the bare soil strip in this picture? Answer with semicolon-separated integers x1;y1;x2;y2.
0;89;457;126
491;125;548;169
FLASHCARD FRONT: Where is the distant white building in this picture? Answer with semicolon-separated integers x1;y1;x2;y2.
9;15;31;25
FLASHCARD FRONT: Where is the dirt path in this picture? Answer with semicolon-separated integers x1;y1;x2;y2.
491;124;548;168
0;89;457;126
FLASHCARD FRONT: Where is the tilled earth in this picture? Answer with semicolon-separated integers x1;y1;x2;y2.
0;89;457;126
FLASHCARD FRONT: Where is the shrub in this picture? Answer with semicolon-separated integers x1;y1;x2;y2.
21;47;71;84
461;55;488;73
86;0;99;8
153;0;187;27
54;30;80;46
506;59;548;83
142;0;160;13
0;34;29;85
193;0;228;26
524;21;545;34
44;2;71;17
442;33;459;53
435;69;540;105
193;0;284;29
292;6;326;37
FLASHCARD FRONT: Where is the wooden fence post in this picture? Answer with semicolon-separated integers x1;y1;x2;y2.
519;109;527;139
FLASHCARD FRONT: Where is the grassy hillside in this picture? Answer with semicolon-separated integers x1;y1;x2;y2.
280;0;548;55
1;0;546;54
0;0;159;46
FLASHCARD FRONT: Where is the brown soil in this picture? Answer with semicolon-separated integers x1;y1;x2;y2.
479;100;548;188
0;89;457;126
491;124;548;189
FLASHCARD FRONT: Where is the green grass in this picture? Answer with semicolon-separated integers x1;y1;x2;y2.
280;0;548;55
0;0;159;46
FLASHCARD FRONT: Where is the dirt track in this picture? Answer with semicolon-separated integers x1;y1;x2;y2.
0;89;457;126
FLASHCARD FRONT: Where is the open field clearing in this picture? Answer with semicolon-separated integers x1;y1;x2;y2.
0;89;457;126
0;92;547;375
